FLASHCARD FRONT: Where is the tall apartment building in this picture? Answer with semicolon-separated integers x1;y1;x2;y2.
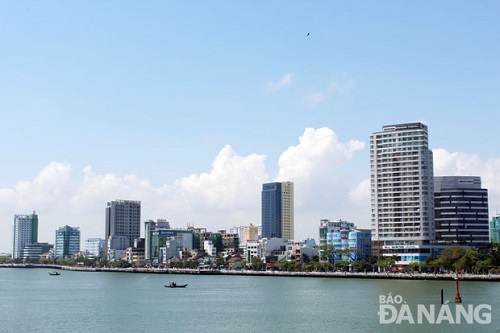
370;123;434;263
261;181;294;240
105;200;141;256
434;176;489;247
55;225;81;258
12;211;38;259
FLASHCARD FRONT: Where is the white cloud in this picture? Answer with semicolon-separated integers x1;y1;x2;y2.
276;127;366;238
266;73;295;93
0;146;269;252
5;132;498;255
276;127;364;183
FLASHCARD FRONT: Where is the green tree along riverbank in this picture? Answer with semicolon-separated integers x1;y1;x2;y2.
2;243;500;276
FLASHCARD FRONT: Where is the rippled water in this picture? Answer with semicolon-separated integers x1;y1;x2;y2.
0;268;498;333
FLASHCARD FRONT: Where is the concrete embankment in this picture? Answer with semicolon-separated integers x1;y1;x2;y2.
2;264;499;281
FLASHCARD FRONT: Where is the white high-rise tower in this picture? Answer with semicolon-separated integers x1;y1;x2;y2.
370;123;434;263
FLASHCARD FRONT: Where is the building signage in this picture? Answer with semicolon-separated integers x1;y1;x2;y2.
382;245;419;250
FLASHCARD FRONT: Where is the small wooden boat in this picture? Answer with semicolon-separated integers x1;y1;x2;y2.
48;271;60;276
164;282;188;288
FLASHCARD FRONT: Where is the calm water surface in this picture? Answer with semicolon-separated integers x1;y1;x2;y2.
0;268;499;333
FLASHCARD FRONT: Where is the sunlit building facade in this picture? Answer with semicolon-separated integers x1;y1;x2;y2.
370;123;435;263
12;211;38;259
105;200;141;256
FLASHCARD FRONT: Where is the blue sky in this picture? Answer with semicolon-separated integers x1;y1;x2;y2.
1;1;500;253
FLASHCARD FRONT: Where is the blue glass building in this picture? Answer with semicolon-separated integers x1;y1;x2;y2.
262;182;282;239
55;225;80;258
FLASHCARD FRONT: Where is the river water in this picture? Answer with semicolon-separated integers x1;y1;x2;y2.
0;268;498;333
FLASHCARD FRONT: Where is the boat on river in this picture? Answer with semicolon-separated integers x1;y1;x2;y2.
164;282;187;288
48;271;60;276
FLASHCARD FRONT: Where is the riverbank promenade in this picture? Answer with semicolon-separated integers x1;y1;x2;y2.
2;263;499;281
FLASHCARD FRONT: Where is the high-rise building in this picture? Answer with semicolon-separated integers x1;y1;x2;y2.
434;176;489;247
261;181;294;240
243;224;259;243
490;215;500;243
105;200;141;256
144;219;171;261
55;225;81;258
370;123;434;263
12;211;38;259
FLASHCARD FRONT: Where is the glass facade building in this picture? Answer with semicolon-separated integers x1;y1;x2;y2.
261;182;294;240
55;225;81;258
22;243;53;259
434;176;489;247
491;215;500;243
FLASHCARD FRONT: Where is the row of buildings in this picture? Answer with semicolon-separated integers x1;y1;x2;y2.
12;212;80;259
10;122;500;267
370;122;495;264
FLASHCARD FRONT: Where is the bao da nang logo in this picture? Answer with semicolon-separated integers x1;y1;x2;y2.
378;293;492;325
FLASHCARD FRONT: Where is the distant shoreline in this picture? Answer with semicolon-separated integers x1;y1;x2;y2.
2;263;499;281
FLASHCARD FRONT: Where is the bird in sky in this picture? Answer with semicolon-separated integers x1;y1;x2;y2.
307;32;310;36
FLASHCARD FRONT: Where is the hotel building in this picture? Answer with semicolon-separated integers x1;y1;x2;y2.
12;211;38;259
370;123;435;263
261;181;294;240
105;200;141;257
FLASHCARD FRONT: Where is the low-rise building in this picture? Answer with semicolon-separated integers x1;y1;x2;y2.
84;238;105;257
490;215;500;243
22;243;53;259
319;219;371;263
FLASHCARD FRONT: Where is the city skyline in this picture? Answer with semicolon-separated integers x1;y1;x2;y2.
2;2;500;252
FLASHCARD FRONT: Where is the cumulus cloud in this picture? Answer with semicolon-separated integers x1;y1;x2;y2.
173;145;267;209
266;73;295;93
0;146;269;252
6;131;498;255
276;127;365;237
277;127;364;183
